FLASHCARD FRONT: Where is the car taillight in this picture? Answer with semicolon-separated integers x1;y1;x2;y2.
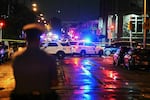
0;49;4;54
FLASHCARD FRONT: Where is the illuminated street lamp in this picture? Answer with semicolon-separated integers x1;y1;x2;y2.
41;17;45;20
40;13;44;17
32;3;37;7
32;7;37;12
32;3;38;12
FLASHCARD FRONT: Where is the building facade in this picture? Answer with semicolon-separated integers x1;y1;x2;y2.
99;0;150;44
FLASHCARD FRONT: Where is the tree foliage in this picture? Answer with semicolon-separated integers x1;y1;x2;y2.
1;2;36;39
0;0;8;15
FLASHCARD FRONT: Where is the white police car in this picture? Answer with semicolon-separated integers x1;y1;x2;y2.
70;41;103;57
41;42;73;59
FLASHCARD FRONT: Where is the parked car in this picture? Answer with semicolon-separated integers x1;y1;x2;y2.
104;44;118;56
41;42;73;59
124;48;150;70
69;41;103;57
8;41;27;59
0;44;9;63
104;41;137;56
113;46;131;67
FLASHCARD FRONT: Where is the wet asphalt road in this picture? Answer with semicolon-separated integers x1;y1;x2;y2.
0;56;150;100
57;56;150;100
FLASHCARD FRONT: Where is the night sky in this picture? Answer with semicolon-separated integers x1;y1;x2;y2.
37;0;100;22
31;0;150;22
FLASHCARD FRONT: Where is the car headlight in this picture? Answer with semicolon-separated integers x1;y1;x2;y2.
0;49;4;54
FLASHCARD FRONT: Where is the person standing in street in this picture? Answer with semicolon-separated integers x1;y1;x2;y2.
10;23;59;100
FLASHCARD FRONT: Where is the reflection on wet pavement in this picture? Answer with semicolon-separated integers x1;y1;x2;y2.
59;57;144;100
1;57;150;100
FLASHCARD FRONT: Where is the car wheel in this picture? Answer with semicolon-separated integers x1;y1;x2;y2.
80;50;86;57
98;50;103;57
57;51;65;59
105;50;111;56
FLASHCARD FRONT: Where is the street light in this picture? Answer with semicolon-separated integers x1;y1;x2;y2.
32;3;38;12
40;13;44;17
32;7;37;12
32;3;37;7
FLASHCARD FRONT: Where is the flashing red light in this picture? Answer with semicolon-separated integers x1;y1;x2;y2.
74;36;79;39
70;30;74;33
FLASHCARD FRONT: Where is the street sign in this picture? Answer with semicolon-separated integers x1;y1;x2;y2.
143;19;150;29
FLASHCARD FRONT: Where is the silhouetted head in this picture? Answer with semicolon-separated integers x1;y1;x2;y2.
23;23;45;42
22;23;46;48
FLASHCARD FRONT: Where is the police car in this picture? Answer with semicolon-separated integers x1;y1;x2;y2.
41;41;73;59
70;41;103;57
0;42;9;63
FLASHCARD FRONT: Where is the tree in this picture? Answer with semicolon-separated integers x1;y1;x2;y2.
4;3;36;39
0;0;8;15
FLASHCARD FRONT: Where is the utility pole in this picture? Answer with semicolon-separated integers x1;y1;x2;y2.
143;0;147;48
129;17;132;48
7;0;10;17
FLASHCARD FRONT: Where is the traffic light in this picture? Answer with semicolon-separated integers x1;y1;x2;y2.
0;20;5;28
128;21;132;30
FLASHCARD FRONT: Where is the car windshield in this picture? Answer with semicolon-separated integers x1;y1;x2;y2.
70;42;78;45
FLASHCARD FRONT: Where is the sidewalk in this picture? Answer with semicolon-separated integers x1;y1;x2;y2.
0;62;15;100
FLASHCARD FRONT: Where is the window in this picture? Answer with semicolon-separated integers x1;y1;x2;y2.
131;17;143;33
48;43;58;46
131;21;135;32
70;42;77;45
137;17;143;32
137;21;142;32
79;42;84;45
85;43;95;46
60;42;70;46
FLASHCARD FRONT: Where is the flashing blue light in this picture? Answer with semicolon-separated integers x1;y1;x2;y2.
53;34;59;40
84;38;91;43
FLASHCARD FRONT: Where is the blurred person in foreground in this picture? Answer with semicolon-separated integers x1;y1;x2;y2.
10;23;59;100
